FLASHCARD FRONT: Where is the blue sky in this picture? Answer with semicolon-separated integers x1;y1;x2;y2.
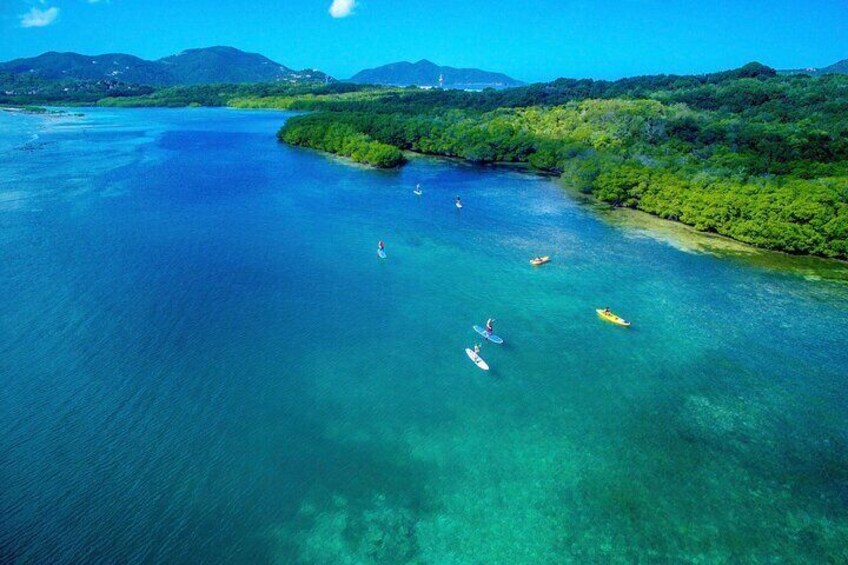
2;0;848;82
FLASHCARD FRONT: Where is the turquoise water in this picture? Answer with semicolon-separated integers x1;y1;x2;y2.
1;108;847;563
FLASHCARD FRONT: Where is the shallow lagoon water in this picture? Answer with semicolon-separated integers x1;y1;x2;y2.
1;108;847;563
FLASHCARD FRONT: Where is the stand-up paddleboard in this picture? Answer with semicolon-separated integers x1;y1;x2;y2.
413;189;423;196
455;201;463;209
473;325;504;344
465;348;490;371
377;248;387;259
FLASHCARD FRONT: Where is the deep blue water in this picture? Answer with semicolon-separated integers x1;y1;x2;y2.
1;108;847;563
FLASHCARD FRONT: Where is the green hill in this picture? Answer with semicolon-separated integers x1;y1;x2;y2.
348;59;522;88
0;51;169;84
781;57;848;76
0;47;332;86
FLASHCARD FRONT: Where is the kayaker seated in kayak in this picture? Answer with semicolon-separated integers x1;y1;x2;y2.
603;307;611;314
486;318;494;333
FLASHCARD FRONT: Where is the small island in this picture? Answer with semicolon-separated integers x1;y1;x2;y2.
2;105;73;115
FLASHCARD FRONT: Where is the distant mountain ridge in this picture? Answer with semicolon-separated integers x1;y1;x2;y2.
780;57;848;76
348;59;523;88
0;46;331;85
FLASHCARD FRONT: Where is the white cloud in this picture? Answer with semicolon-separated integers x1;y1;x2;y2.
329;0;357;18
20;6;60;28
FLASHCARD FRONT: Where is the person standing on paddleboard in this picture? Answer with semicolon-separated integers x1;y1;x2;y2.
486;318;494;333
378;241;385;251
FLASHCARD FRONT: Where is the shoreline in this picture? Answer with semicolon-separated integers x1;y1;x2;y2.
288;141;848;269
1;106;49;115
1;106;84;117
309;140;848;281
402;151;848;282
4;103;844;277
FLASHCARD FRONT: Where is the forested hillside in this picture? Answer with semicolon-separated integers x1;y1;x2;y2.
0;47;330;86
266;63;848;258
4;59;846;258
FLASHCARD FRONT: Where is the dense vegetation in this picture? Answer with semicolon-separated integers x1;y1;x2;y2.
97;82;363;108
277;114;405;168
265;64;848;258
3;61;847;258
0;72;154;105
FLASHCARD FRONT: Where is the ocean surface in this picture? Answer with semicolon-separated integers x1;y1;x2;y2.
1;108;847;563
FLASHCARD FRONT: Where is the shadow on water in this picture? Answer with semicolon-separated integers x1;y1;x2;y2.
263;422;441;564
549;343;848;562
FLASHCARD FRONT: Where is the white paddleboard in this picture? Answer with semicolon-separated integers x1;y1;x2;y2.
377;249;387;259
465;348;489;371
455;202;463;209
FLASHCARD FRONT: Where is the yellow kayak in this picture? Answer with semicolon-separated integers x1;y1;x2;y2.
530;256;550;266
596;308;631;327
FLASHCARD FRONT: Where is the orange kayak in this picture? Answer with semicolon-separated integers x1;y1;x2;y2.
530;256;550;266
